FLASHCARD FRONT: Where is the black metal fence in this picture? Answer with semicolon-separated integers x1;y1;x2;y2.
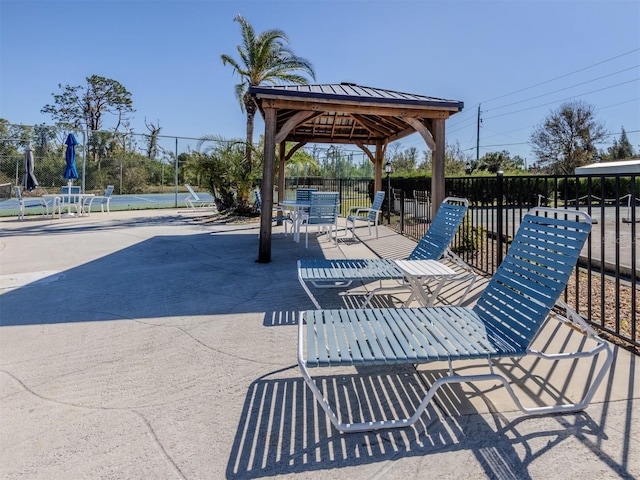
386;173;638;350
279;173;638;349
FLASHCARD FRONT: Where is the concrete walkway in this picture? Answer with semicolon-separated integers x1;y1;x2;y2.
0;209;638;479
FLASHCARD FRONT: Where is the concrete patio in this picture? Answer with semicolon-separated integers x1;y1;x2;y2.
0;209;638;479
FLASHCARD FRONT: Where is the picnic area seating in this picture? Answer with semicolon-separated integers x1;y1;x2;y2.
345;190;385;239
254;189;293;234
298;197;475;308
60;185;82;215
15;186;60;221
82;185;114;215
184;184;215;211
298;207;612;432
299;191;340;248
295;187;317;203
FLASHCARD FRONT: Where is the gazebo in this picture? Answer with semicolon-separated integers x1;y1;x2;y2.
250;82;464;263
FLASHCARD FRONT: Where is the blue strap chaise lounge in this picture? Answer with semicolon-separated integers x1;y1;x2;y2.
297;207;612;433
298;197;476;308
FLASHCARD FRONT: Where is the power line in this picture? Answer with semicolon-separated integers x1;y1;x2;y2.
447;51;639;132
480;48;640;104
597;97;640;111
464;142;528;151
483;78;640;121
487;65;639;112
469;98;640;147
466;129;640;153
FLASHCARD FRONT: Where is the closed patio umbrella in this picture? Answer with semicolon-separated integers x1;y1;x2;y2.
63;133;79;187
22;144;38;191
61;133;80;216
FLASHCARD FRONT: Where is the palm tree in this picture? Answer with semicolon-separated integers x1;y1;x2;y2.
221;14;316;174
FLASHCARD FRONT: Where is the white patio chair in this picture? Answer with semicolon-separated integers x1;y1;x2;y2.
184;184;215;211
82;185;114;215
15;186;60;221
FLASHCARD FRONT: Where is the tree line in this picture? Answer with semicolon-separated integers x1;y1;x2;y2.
1;14;636;212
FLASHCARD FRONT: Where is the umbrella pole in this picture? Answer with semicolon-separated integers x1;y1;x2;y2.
62;179;76;217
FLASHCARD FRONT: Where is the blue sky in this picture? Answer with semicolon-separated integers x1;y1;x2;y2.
1;0;639;165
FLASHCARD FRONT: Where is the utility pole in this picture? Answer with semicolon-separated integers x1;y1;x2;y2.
476;104;481;162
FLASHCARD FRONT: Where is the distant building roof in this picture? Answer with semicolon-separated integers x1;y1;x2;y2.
575;159;640;175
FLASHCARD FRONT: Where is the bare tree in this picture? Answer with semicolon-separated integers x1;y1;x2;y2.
144;119;162;159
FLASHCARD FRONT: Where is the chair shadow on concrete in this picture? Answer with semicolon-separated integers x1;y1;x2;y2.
237;311;637;479
226;362;621;479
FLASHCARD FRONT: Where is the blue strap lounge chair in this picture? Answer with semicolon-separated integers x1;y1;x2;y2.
298;197;475;308
299;191;340;248
295;187;317;203
298;207;612;432
345;190;385;239
254;189;293;234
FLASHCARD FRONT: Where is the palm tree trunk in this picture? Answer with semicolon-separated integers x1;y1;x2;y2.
245;96;256;174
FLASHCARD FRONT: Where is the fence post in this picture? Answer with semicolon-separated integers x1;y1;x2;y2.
496;170;504;265
386;173;391;224
399;179;405;234
174;137;179;208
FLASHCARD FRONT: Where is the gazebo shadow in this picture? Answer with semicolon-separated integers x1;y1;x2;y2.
0;229;310;327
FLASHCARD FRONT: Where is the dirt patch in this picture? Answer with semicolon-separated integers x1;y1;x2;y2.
565;269;639;355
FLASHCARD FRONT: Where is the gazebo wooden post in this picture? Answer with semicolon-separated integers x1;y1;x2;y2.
431;118;446;219
278;141;286;204
374;141;383;192
258;107;277;263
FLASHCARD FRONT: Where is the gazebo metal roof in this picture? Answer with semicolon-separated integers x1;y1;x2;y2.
250;83;464;145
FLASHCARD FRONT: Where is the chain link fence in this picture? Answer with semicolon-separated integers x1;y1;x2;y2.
0;126;211;198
